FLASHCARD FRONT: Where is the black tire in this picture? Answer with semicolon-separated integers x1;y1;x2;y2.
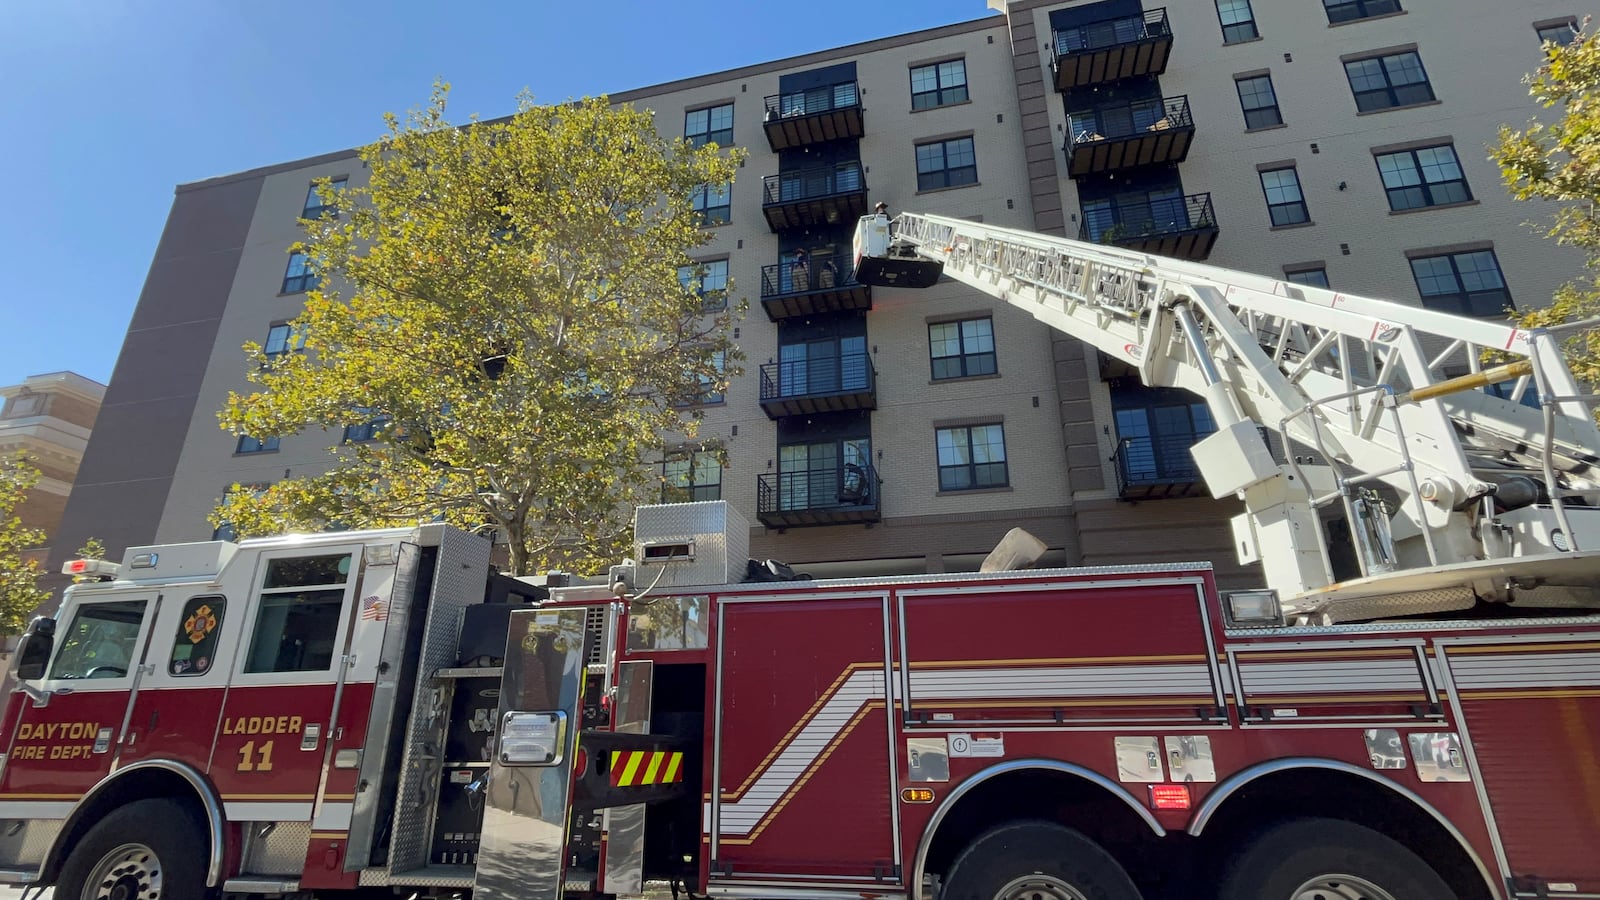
943;820;1142;900
57;798;212;900
1217;817;1455;900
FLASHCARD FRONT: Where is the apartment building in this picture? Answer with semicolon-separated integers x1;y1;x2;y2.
0;372;104;567
49;0;1588;588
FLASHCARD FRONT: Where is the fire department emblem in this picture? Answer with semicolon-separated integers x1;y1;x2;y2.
184;605;218;644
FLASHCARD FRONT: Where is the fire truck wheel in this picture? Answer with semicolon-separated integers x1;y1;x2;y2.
942;820;1142;900
1217;817;1454;900
56;798;211;900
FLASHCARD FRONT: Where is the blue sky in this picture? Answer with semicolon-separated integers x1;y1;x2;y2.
0;0;991;389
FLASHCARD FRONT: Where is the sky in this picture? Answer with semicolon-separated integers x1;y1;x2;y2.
0;0;992;389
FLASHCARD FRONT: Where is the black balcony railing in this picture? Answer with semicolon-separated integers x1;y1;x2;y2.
761;162;868;231
759;352;876;419
1113;435;1206;500
763;81;865;151
758;252;872;320
758;463;881;528
1079;192;1218;261
1053;8;1174;91
1065;95;1195;177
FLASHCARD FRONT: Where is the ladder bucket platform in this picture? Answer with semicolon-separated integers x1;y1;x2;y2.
854;214;945;288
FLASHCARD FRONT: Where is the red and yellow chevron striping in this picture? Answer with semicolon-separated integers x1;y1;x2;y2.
610;750;684;787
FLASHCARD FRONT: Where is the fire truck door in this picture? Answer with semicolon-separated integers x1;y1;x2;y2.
117;590;235;770
473;607;590;900
711;596;896;881
208;545;367;824
1;592;161;806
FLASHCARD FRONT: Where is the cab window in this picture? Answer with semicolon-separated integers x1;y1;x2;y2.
49;599;149;680
170;595;226;676
244;553;351;673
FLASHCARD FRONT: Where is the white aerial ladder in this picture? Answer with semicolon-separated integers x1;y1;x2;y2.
855;212;1600;622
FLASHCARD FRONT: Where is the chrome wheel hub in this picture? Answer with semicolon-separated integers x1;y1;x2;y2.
1292;875;1398;900
84;843;163;900
993;874;1091;900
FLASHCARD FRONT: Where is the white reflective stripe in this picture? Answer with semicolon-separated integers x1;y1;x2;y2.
1449;652;1600;689
1237;659;1424;694
312;801;353;830
909;664;1215;699
0;801;73;819
225;801;314;821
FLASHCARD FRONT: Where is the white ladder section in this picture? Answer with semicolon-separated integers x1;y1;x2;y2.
888;212;1600;620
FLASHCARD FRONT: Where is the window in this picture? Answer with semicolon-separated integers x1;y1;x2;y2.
695;351;727;405
936;423;1008;491
1344;51;1435;112
663;451;723;502
4;394;45;418
916;137;978;192
1375;145;1471;211
1216;0;1259;43
1409;249;1512;317
236;435;280;454
1536;20;1579;46
263;323;308;358
929;318;997;380
282;252;315;294
244;554;351;673
301;177;347;219
343;407;388;443
910;59;968;110
680;259;729;312
48;599;148;680
685;104;734;148
778;438;872;510
692;182;731;225
169;595;226;676
1285;267;1330;288
1324;0;1400;23
1112;387;1216;486
213;483;268;541
1259;167;1310;226
1235;74;1283;129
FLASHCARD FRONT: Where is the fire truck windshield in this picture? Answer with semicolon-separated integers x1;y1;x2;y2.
48;599;148;679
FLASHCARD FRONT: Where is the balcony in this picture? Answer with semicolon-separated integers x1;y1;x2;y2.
758;463;881;528
1053;8;1173;91
1065;96;1194;177
759;253;872;321
763;82;864;152
762;162;868;232
759;352;876;419
1080;192;1218;261
1113;435;1206;500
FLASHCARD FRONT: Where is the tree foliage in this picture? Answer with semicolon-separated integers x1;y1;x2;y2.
1493;20;1600;389
0;454;50;633
217;84;746;574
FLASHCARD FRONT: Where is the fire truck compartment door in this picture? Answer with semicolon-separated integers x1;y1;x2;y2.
473;607;589;900
1;592;161;808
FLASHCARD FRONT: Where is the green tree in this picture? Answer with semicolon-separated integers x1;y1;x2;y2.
1493;20;1600;389
217;84;745;575
0;454;50;633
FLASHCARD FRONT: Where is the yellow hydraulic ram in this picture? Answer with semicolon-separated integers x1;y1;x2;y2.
1394;360;1533;405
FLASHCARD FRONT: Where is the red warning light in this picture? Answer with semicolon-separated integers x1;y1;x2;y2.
67;560;89;574
1149;784;1191;810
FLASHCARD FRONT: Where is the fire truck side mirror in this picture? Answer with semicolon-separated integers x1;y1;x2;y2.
13;617;56;681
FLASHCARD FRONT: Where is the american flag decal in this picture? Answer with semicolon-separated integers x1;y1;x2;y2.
360;595;388;621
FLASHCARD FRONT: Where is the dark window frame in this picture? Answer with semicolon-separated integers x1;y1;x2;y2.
343;407;389;443
1535;19;1579;45
692;182;731;225
1323;0;1401;24
929;317;998;380
281;252;315;294
1374;144;1472;211
1215;0;1260;43
1235;74;1283;129
236;434;280;454
48;598;149;680
300;177;348;219
680;258;730;312
1343;50;1436;113
685;103;734;148
243;552;352;675
662;449;724;503
910;59;969;110
1259;166;1310;227
915;136;978;192
1409;249;1514;318
1285;267;1330;288
936;423;1009;491
263;322;308;358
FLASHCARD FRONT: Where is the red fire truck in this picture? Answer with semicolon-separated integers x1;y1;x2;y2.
1;212;1596;900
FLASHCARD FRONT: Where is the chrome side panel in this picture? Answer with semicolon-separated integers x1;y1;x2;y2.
603;661;653;897
472;607;589;900
0;820;60;871
345;542;423;871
